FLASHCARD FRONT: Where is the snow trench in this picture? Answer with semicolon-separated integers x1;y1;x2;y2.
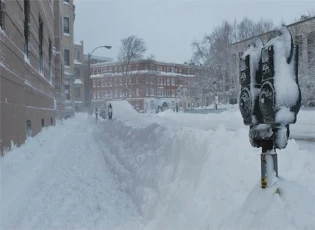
94;106;315;230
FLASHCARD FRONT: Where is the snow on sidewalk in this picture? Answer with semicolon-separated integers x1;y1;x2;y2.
0;114;143;230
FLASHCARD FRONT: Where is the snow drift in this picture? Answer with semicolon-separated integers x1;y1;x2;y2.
1;100;314;230
95;101;315;229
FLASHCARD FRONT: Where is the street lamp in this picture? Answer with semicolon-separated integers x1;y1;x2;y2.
87;45;111;109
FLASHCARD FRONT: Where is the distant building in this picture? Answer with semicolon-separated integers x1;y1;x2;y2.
83;54;113;109
62;0;76;118
74;41;84;111
89;60;195;113
1;0;56;154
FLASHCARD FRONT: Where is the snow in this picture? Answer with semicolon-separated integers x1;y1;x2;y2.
24;54;31;65
63;33;70;37
73;78;83;84
74;59;82;65
90;70;195;79
264;26;300;123
0;27;5;35
1;102;315;230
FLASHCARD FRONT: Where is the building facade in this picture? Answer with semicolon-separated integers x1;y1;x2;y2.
74;41;84;111
0;0;56;154
62;0;75;117
89;60;195;113
54;0;65;120
83;54;112;109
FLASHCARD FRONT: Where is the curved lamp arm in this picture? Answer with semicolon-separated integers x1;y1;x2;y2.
90;45;111;57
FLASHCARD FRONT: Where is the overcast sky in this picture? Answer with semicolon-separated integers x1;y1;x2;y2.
74;0;314;63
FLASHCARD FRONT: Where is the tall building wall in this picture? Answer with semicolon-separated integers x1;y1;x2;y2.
0;0;56;154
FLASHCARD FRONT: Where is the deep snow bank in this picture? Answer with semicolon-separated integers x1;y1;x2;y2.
96;102;315;229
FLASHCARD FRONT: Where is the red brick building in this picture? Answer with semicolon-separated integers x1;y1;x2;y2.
90;60;195;113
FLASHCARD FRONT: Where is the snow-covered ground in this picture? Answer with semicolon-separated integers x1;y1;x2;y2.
1;101;315;229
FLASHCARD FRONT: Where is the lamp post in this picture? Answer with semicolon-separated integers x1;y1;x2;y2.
87;45;111;110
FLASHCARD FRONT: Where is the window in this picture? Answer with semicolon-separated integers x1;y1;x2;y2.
64;49;70;66
48;39;52;79
41;119;44;128
64;17;69;33
75;49;80;60
26;120;32;137
24;0;30;57
150;88;155;96
146;88;149;96
74;68;80;79
97;79;101;87
0;0;5;30
64;0;69;2
75;87;80;98
128;89;132;97
171;89;175;97
38;16;44;73
157;88;162;97
171;78;175;86
136;88;139;97
115;89;118;98
167;78;170;86
101;79;104;87
167;90;170;97
93;80;96;87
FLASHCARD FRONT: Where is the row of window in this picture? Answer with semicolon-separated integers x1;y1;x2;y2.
92;77;181;88
92;65;193;75
92;88;179;99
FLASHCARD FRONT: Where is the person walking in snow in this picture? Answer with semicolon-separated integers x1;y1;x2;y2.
95;108;99;121
108;103;113;119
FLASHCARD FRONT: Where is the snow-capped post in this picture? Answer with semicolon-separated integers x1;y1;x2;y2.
239;26;301;189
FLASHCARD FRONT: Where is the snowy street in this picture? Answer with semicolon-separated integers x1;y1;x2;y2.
1;101;315;229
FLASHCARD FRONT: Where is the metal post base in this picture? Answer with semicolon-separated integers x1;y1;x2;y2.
261;140;278;189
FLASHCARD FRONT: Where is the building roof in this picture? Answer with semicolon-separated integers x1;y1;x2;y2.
90;59;197;68
90;70;195;79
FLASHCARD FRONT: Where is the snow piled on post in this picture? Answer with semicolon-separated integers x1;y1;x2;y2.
264;26;300;124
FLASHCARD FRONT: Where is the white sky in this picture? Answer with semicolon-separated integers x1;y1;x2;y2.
74;0;315;63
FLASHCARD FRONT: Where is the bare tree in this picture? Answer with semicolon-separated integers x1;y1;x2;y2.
118;35;147;98
190;17;274;104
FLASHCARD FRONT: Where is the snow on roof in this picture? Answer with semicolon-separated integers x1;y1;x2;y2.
74;60;82;65
73;79;83;84
65;71;73;76
90;59;196;68
90;70;195;79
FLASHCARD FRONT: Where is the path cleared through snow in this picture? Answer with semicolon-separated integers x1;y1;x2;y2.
1;101;315;230
1;114;143;230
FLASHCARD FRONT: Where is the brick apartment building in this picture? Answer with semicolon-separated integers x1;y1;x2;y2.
83;54;112;109
89;60;195;113
0;0;78;154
